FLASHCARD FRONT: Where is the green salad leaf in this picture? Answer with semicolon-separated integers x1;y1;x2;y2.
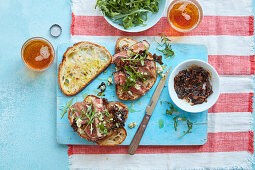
165;102;193;138
155;33;175;59
60;98;74;119
95;0;160;29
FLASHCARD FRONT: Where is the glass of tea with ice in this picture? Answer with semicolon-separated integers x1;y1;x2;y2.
21;37;55;71
167;0;203;32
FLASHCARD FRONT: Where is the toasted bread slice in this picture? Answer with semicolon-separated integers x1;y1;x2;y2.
114;37;157;100
68;95;129;145
96;128;127;146
58;42;112;96
115;37;138;53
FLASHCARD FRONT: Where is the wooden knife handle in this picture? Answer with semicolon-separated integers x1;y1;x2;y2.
128;114;151;155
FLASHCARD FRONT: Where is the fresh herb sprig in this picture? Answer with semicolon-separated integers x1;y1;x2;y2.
95;0;159;29
121;49;148;66
60;98;74;119
178;119;193;138
166;103;178;115
123;65;146;91
165;102;193;138
121;48;148;91
155;33;175;59
97;123;108;135
123;65;137;91
72;105;99;134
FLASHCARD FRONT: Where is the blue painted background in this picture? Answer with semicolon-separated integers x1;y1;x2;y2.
0;0;254;169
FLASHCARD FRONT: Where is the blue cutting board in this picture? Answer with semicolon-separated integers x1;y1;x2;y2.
56;42;208;145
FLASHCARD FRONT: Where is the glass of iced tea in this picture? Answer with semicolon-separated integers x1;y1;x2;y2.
167;0;203;32
21;37;55;72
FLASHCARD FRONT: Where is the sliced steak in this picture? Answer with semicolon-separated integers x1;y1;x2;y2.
72;102;86;117
130;40;150;53
112;50;128;64
71;102;88;124
92;99;104;113
82;124;98;141
92;99;106;138
129;83;150;95
112;41;150;64
135;61;156;79
114;71;126;86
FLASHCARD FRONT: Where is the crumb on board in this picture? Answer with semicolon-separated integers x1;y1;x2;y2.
128;122;136;129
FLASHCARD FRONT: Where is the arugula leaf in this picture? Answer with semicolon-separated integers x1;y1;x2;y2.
123;65;147;91
165;102;193;137
155;33;175;59
97;123;108;135
60;98;74;119
178;120;193;138
159;119;164;129
95;0;159;29
166;103;178;115
173;116;179;131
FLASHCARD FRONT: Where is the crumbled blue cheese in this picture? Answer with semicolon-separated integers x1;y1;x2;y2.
107;76;113;85
115;104;122;110
156;65;163;74
141;72;148;76
118;114;122;121
134;84;141;90
78;128;85;134
71;115;75;122
98;114;104;121
76;118;83;128
86;105;92;112
128;122;137;129
127;49;134;57
100;84;106;91
127;91;133;96
161;73;166;79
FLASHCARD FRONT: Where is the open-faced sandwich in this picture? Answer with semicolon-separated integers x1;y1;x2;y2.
112;37;157;100
68;95;129;146
58;42;112;96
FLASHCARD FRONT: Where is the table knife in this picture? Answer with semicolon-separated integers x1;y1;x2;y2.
128;66;172;155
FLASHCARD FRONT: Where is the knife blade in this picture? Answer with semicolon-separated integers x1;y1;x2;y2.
128;66;172;155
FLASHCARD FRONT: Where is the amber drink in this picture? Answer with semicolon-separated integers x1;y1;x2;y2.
167;0;203;32
21;37;55;71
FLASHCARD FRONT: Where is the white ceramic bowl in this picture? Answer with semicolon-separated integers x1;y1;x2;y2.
102;0;167;32
168;59;220;113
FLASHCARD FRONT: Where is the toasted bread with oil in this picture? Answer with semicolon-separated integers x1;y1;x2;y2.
58;42;112;96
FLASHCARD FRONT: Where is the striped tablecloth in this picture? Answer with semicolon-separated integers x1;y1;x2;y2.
68;0;255;169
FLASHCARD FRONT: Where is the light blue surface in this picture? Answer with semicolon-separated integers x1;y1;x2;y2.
0;0;254;169
103;0;166;32
0;0;71;169
56;43;208;145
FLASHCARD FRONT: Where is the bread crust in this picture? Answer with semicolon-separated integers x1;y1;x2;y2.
96;128;127;146
115;37;138;53
114;37;157;101
58;42;112;96
68;95;128;145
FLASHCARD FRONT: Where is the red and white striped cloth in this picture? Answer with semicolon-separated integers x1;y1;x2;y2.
69;0;255;169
